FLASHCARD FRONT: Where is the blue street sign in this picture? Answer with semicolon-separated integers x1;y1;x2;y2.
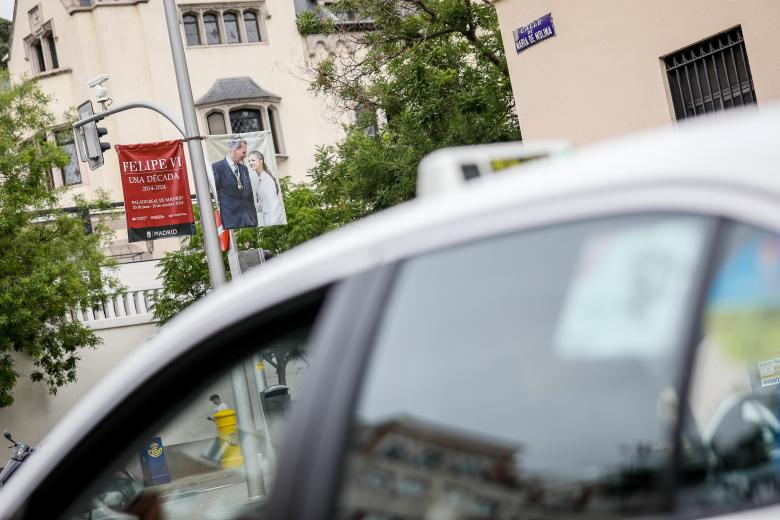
513;13;556;54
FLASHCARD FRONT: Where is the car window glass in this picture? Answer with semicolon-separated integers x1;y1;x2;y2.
338;215;711;519
59;324;313;520
680;223;780;514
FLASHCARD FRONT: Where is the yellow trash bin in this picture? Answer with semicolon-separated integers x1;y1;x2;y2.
214;409;244;468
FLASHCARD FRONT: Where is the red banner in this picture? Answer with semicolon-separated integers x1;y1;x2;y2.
115;140;195;242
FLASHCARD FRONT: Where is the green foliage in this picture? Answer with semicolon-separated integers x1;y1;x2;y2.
0;19;10;71
235;177;347;252
0;72;118;406
296;9;336;36
307;0;521;217
152;205;213;325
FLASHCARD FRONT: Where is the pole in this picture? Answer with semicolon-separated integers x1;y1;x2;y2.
163;0;264;498
251;354;276;469
162;0;225;289
227;231;276;469
72;101;186;137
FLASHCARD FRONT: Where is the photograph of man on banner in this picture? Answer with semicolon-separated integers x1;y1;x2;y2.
205;131;287;230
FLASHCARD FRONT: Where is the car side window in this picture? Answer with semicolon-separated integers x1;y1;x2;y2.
59;316;317;520
680;223;780;514
338;214;713;519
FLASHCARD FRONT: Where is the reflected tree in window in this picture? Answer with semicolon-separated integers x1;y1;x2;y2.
204;13;221;44
244;11;261;42
224;12;241;44
56;131;81;185
183;14;201;45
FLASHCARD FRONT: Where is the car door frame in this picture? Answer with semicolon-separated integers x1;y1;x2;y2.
7;286;331;519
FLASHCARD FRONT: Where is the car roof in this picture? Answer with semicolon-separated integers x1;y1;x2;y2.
2;104;780;511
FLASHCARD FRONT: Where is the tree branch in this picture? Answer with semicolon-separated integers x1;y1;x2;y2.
460;19;508;76
410;0;439;21
262;354;279;370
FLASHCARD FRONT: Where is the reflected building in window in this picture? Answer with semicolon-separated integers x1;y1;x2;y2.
341;416;523;519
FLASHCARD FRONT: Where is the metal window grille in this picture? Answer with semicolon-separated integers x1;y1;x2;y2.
664;27;756;120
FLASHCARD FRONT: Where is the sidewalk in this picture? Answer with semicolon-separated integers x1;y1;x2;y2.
148;467;245;495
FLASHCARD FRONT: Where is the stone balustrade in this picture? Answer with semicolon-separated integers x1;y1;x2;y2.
73;285;162;330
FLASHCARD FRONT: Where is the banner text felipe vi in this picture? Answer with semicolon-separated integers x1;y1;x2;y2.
121;155;184;173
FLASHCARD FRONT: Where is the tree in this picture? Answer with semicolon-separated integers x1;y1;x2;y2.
260;329;308;386
300;0;521;217
0;18;10;71
0;73;118;406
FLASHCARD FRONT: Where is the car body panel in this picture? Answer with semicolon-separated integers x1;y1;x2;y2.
1;105;780;517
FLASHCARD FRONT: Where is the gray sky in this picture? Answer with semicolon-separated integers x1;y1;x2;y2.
1;1;13;21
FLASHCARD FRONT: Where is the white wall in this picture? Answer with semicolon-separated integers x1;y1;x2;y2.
0;322;158;446
495;0;780;145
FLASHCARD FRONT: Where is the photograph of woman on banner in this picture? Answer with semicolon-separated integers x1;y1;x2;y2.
248;150;287;227
210;138;258;229
205;131;287;230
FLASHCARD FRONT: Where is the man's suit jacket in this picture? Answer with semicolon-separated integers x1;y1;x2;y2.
212;159;258;229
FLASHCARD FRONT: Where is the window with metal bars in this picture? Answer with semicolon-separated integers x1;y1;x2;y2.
664;27;756;120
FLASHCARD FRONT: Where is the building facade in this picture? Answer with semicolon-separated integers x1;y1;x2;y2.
1;0;348;446
494;0;780;145
7;0;349;259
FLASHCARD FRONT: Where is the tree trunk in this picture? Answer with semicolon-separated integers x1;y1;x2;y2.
277;359;288;386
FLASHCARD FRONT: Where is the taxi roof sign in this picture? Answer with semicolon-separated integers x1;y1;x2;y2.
416;140;570;197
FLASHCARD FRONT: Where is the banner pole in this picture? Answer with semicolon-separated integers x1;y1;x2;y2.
162;0;225;289
163;0;264;499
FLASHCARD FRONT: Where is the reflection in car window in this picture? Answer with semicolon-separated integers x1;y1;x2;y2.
681;223;780;514
60;326;313;520
339;215;711;519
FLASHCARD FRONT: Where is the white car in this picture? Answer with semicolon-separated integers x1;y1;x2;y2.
1;106;780;520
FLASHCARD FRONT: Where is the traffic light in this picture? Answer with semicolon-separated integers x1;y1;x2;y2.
74;100;111;171
95;125;111;167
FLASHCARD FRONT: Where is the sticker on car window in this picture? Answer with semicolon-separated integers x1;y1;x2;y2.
758;358;780;388
554;220;706;359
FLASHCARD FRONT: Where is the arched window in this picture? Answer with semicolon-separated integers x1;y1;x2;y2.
32;40;46;72
183;14;201;46
207;112;227;135
244;11;261;43
56;130;81;186
203;13;221;45
268;106;282;154
181;8;265;47
229;109;263;134
224;12;241;44
45;34;59;69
